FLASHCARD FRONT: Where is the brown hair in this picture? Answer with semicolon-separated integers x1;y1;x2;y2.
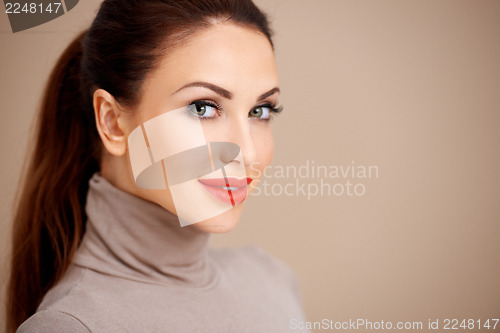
6;0;273;331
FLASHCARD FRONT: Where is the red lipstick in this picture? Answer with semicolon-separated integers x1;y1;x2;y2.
198;177;252;206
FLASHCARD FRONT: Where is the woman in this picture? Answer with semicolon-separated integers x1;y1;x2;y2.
6;0;310;332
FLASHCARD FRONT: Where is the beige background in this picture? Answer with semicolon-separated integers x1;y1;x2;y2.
1;0;499;331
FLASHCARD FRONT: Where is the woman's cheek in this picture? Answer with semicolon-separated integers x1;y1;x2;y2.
259;128;274;167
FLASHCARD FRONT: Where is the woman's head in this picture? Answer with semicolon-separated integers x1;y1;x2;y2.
94;21;279;232
7;0;277;330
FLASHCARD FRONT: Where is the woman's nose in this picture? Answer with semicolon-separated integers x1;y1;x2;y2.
222;117;257;167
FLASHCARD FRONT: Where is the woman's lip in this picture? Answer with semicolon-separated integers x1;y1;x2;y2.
198;177;252;188
198;180;248;206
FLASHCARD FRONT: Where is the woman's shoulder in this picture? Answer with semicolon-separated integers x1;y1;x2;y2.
244;244;297;277
17;264;94;332
16;309;91;333
209;244;300;290
35;263;88;310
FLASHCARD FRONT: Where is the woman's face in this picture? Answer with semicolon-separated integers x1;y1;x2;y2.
95;22;279;233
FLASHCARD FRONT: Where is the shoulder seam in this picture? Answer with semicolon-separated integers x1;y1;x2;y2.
57;310;92;332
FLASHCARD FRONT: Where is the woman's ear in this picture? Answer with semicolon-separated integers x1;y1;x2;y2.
93;89;128;156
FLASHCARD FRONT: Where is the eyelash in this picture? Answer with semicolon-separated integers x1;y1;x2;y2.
260;103;284;115
189;100;222;118
187;99;284;120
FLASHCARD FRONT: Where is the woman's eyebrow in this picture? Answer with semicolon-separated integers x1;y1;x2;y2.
172;81;232;99
257;87;280;101
172;81;280;101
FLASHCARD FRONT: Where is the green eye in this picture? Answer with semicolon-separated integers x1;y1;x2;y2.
194;104;207;116
250;107;264;117
249;106;270;119
190;101;220;118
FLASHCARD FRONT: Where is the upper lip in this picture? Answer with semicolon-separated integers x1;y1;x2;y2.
198;177;252;188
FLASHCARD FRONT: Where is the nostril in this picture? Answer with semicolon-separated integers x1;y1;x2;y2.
209;142;240;165
220;148;239;164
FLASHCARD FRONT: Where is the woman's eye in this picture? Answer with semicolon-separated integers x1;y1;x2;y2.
249;106;271;119
190;101;219;118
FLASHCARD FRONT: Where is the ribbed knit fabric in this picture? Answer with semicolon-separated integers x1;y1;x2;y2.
17;172;310;332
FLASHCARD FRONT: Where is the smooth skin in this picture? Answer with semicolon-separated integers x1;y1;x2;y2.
92;22;280;233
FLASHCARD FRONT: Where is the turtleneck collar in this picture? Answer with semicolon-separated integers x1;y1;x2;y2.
71;172;218;288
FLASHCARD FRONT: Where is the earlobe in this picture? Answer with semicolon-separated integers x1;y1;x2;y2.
93;89;128;156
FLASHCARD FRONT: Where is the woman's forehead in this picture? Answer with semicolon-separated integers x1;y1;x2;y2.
148;23;278;94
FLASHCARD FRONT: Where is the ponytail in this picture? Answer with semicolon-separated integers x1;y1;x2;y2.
6;29;101;332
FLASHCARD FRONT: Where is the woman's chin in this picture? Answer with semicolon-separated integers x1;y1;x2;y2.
192;203;245;233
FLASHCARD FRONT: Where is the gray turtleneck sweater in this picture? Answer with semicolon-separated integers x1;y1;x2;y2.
17;172;310;332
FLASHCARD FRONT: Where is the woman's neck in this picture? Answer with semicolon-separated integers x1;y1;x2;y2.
71;172;217;287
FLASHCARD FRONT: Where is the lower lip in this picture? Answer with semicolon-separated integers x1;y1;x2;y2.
198;182;248;206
